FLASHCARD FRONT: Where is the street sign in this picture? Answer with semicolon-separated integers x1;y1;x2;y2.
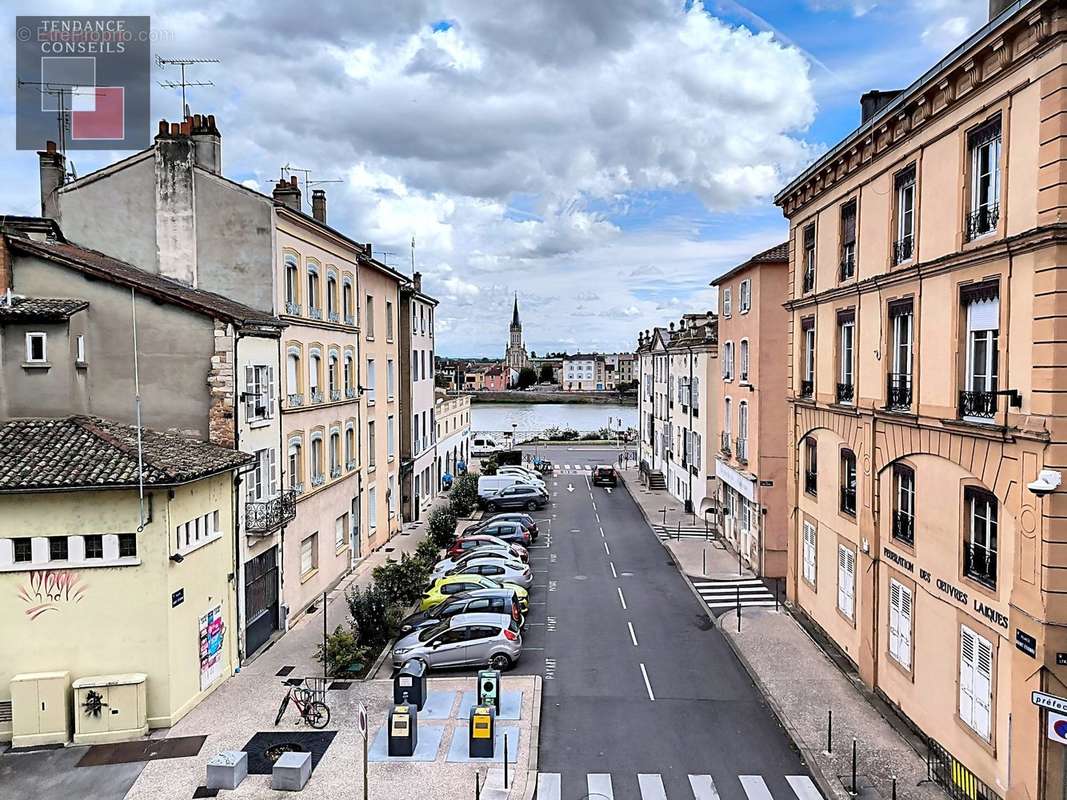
1016;629;1037;658
357;702;368;739
1049;712;1067;744
1058;652;1067;666
1033;691;1067;714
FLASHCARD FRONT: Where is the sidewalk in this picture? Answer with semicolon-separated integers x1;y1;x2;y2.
619;470;946;800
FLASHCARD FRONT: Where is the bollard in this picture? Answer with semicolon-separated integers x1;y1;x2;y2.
827;709;833;753
702;548;706;575
475;773;480;800
736;586;742;632
503;733;509;789
851;737;857;795
892;776;897;800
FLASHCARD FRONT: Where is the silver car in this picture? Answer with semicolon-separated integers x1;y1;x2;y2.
447;556;533;589
391;612;522;671
431;547;525;578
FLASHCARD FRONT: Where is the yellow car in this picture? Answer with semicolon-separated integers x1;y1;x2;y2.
420;575;530;612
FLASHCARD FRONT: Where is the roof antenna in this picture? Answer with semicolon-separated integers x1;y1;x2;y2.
16;79;90;180
131;288;147;532
281;163;342;211
156;55;219;117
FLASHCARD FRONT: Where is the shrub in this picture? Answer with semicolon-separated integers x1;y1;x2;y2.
373;553;431;608
345;583;395;648
481;456;499;475
316;625;373;677
414;537;443;569
450;472;479;517
427;506;458;550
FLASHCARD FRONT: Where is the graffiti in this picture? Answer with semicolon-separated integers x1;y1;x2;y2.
17;570;88;620
82;689;107;717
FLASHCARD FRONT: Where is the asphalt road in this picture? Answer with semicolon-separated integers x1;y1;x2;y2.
529;445;811;800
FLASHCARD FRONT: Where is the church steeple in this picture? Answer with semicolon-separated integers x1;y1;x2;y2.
511;294;520;328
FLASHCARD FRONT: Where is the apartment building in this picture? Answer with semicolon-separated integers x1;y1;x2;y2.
436;390;472;484
776;2;1067;796
400;273;439;523
712;244;790;577
562;353;605;391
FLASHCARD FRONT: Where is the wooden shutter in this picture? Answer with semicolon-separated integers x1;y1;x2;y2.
268;448;278;497
974;633;993;738
888;580;902;663
267;366;276;418
837;546;848;612
960;626;977;730
838;545;855;618
899;583;912;669
245;365;255;419
803;523;816;583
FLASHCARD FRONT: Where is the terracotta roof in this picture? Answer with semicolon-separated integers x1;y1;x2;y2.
711;241;789;286
7;236;284;330
0;416;254;492
0;296;88;322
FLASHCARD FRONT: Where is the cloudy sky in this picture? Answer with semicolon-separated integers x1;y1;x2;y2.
3;1;989;356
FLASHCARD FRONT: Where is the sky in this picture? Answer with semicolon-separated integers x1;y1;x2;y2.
1;1;991;357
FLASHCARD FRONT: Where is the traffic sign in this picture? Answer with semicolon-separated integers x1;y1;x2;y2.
1049;712;1067;744
1033;691;1067;714
357;702;368;739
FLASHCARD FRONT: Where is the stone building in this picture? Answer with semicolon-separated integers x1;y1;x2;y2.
504;295;530;377
399;272;440;523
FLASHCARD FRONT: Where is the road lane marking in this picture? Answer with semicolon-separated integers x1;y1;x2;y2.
537;773;561;800
617;587;627;609
588;774;614;800
610;562;618;578
638;774;667;800
628;621;639;646
740;776;773;800
786;776;822;800
592;502;597;512
595;513;601;523
689;775;720;800
639;663;655;701
603;541;610;555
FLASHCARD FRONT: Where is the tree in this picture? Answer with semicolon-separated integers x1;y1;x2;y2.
435;373;451;389
538;364;554;383
517;367;537;389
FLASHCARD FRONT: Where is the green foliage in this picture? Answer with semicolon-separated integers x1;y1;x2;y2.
372;553;432;608
345;583;396;648
449;472;479;517
427;506;458;549
538;364;554;383
481;455;499;475
414;536;443;569
316;625;373;677
517;367;537;389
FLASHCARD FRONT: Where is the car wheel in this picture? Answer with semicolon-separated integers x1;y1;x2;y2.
490;653;512;671
487;502;498;512
526;500;538;511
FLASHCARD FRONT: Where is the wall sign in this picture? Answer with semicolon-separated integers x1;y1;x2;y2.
172;588;184;608
1016;629;1037;658
1033;691;1067;713
759;480;774;487
1050;712;1067;745
199;605;225;690
1057;653;1067;666
883;547;914;573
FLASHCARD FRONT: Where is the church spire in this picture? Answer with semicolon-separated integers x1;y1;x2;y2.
512;293;520;327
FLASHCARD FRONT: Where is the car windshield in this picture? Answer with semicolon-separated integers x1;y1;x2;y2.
418;621;448;642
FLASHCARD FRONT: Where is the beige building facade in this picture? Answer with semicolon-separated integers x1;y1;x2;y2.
436;391;472;482
777;3;1067;797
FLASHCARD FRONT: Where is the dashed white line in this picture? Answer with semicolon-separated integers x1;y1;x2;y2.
610;561;618;578
603;541;610;555
628;621;639;647
617;587;627;610
592;502;597;512
639;662;655;701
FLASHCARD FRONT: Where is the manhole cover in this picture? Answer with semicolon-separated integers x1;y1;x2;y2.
265;743;308;764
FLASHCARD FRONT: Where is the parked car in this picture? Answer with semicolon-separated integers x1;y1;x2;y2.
462;513;540;540
446;557;533;589
421;575;530;612
497;467;547;488
592;465;618;487
463;519;533;546
446;534;529;562
482;483;548;512
398;589;523;635
391;613;522;671
431;547;524;578
471;436;502;456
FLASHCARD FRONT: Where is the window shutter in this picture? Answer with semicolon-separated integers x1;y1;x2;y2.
974;635;993;738
846;549;856;618
267;366;276;418
960;626;977;730
888;580;902;663
245;365;255;419
268;448;278;497
837;546;847;612
899;584;913;669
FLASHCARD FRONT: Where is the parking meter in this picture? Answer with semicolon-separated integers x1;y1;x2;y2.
468;705;495;758
477;669;501;715
387;703;418;757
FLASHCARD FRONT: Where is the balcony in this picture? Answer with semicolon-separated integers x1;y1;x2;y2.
330;389;342;402
345;387;357;399
310;390;325;404
893;235;913;265
328;311;340;323
886;373;912;410
966;203;999;241
803;268;814;294
799;379;813;399
311;473;326;488
720;431;731;454
331;465;342;479
839;253;855;282
892;511;914;546
308;307;323;321
964;542;997;590
735;436;748;463
285;301;302;315
346;459;357;471
959;390;996;420
286;393;304;408
840;485;856;516
804;470;817;495
291;481;305;496
344;314;355;326
836;382;854;404
245;490;297;534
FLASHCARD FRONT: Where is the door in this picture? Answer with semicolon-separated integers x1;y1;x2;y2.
350;497;361;562
465;625;499;665
244;546;280;657
414;474;421;522
429;628;469;667
106;684;139;732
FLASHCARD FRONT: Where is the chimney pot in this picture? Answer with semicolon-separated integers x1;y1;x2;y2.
157;120;168;137
290;175;298;188
272;176;302;212
170;122;180;135
413;271;422;292
38;142;66;221
311;189;327;223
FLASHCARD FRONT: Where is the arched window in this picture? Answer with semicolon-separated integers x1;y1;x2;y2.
327;273;338;321
345;425;356;469
344;353;354;397
309;353;322;402
288;440;304;493
328;352;339;400
840;449;857;516
287;351;302;405
310;435;324;485
330;431;341;477
343;279;354;325
737;401;749;461
284;255;300;313
307;263;321;319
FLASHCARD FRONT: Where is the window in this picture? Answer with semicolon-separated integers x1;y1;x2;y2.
893;465;915;545
344;353;354;397
837;312;855;404
722;397;732;453
722;341;734;381
48;536;68;561
388;475;396;514
13;537;32;562
803;223;816;293
335;514;348;549
118;533;137;558
800;318;815;398
25;332;47;363
739;339;750;383
343;280;354;324
960;625;994;740
840;200;857;281
369;487;377;528
387;415;396;458
736;401;749;461
311;436;324;484
802;522;817;585
327;274;338;321
309;353;322;401
412;349;419;382
330;431;341;477
75;335;86;364
386;300;394;340
387;359;395;399
887;301;913;410
366;358;376;403
245;365;275;421
967;117;1001;241
247;448;273;502
345;426;355;469
805;437;817;496
284;255;300;311
307;266;321;317
288;442;303;491
964;487;998;589
961;283;999;420
722;288;732;318
368;421;376;468
287;351;302;400
300;533;318;575
328;353;339;399
739;279;751;313
888;579;913;670
366;295;376;338
837;544;856;620
894;165;916;264
840;449;857;516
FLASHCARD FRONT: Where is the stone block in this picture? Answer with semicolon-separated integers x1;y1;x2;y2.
207;750;247;790
272;750;312;791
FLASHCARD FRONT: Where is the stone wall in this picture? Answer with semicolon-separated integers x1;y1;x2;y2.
208;320;235;447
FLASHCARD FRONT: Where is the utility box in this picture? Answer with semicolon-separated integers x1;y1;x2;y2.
387;703;418;757
468;705;495;758
10;671;72;748
477;669;501;715
393;659;426;710
72;673;148;745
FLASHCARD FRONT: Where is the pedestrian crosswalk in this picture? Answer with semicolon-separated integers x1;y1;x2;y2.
557;463;596;474
654;524;717;541
536;772;821;800
692;577;779;611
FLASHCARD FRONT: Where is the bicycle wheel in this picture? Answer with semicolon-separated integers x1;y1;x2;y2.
274;691;291;726
306;701;331;729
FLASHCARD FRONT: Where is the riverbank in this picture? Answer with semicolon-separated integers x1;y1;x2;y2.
465;390;637;405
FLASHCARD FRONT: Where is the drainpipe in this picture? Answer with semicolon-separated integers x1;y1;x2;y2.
688;344;695;513
232;327;245;665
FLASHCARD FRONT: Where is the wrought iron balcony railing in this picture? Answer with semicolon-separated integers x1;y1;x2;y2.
836;382;855;404
328;311;340;323
345;387;357;399
310;390;325;404
720;431;731;454
308;307;323;321
285;301;302;315
735;437;748;462
804;470;817;496
799;379;814;399
839;253;855;282
311;473;326;488
344;314;355;326
965;203;999;241
803;268;815;294
886;373;912;410
286;393;304;408
331;466;342;479
964;542;997;590
959;390;996;420
892;511;914;545
840;485;857;516
291;481;305;496
892;235;913;265
330;389;342;402
346;459;357;471
245;490;297;534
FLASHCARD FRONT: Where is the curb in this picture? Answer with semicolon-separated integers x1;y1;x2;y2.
521;674;543;800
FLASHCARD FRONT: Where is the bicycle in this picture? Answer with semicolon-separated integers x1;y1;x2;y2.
274;683;331;729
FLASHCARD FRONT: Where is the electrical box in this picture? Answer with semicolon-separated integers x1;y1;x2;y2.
477;669;501;715
468;704;495;758
72;673;148;745
10;671;72;748
387;703;418;757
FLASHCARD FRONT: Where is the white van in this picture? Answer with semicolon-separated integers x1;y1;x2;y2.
478;475;525;498
471;436;501;456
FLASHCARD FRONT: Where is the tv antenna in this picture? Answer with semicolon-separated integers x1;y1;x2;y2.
156;56;219;117
281;163;342;210
15;79;91;178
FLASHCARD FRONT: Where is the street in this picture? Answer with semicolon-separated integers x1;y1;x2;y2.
526;445;816;800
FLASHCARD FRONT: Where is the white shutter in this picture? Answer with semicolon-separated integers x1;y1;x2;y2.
837;546;847;611
899;584;913;669
803;523;816;583
838;545;855;618
267;366;276;418
974;633;993;739
268;448;278;497
967;297;999;332
888;580;902;664
846;548;856;618
959;626;977;730
245;365;255;420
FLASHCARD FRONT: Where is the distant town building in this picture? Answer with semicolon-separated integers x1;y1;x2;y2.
483;364;509;391
435;390;471;484
562;353;605;391
504;295;530;376
603;352;636;389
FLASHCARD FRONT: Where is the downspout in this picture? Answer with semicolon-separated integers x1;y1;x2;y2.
232;327;244;665
688;344;695;513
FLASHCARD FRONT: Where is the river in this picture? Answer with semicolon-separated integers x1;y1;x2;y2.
470;402;638;433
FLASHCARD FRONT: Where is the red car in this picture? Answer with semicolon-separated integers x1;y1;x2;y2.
447;534;529;563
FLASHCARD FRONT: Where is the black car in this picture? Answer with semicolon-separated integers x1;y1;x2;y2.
463;513;540;540
482;483;548;512
467;520;533;546
398;589;523;634
592;465;618;487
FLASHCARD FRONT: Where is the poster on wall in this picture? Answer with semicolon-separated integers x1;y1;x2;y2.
199;605;225;691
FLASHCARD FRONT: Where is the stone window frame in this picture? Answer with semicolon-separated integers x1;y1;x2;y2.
342;272;355;324
285;342;305;399
325;267;339;320
287;432;305;492
282;249;302;311
306;259;322;313
309;427;326;483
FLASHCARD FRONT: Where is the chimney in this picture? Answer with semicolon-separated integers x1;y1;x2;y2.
413;271;422;292
365;243;373;259
38;140;66;222
273;175;302;212
989;0;1013;19
311;189;327;223
860;89;903;124
189;113;222;175
154;119;198;285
